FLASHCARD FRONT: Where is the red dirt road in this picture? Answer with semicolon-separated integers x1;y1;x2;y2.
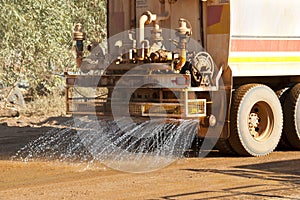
0;117;299;200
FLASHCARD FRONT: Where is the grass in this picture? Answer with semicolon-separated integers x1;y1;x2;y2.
22;92;66;117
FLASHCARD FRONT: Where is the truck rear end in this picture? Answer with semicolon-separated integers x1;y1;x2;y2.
66;0;230;138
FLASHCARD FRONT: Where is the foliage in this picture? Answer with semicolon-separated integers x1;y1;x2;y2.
22;91;66;117
0;0;107;96
73;0;107;43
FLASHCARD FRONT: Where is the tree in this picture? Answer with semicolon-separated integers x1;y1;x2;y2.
0;0;106;96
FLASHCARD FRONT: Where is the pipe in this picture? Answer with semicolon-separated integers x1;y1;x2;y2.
73;23;86;67
139;11;157;47
141;40;150;56
138;11;156;59
175;19;191;71
175;49;187;71
139;14;149;48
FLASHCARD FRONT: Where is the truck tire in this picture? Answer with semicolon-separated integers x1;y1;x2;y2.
276;87;292;150
283;83;300;149
215;139;236;155
229;84;283;156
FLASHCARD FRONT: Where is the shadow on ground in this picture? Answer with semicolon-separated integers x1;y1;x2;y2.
184;159;300;184
0;116;72;159
157;159;300;200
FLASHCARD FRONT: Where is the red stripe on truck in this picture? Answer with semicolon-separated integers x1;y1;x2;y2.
231;39;300;52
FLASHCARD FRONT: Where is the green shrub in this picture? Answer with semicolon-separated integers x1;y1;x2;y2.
0;0;106;97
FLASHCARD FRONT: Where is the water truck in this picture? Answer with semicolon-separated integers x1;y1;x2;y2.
65;0;300;156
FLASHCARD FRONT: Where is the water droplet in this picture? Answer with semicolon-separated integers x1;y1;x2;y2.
12;117;199;173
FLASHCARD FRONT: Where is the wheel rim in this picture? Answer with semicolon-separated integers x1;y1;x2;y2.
248;101;274;142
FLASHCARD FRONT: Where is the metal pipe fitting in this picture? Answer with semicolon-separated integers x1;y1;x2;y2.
73;23;86;67
138;11;157;59
175;18;192;71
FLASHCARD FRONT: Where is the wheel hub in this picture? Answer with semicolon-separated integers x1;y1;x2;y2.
248;113;260;138
247;102;273;142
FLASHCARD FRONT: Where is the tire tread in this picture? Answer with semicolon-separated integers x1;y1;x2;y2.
283;83;300;149
229;84;282;156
